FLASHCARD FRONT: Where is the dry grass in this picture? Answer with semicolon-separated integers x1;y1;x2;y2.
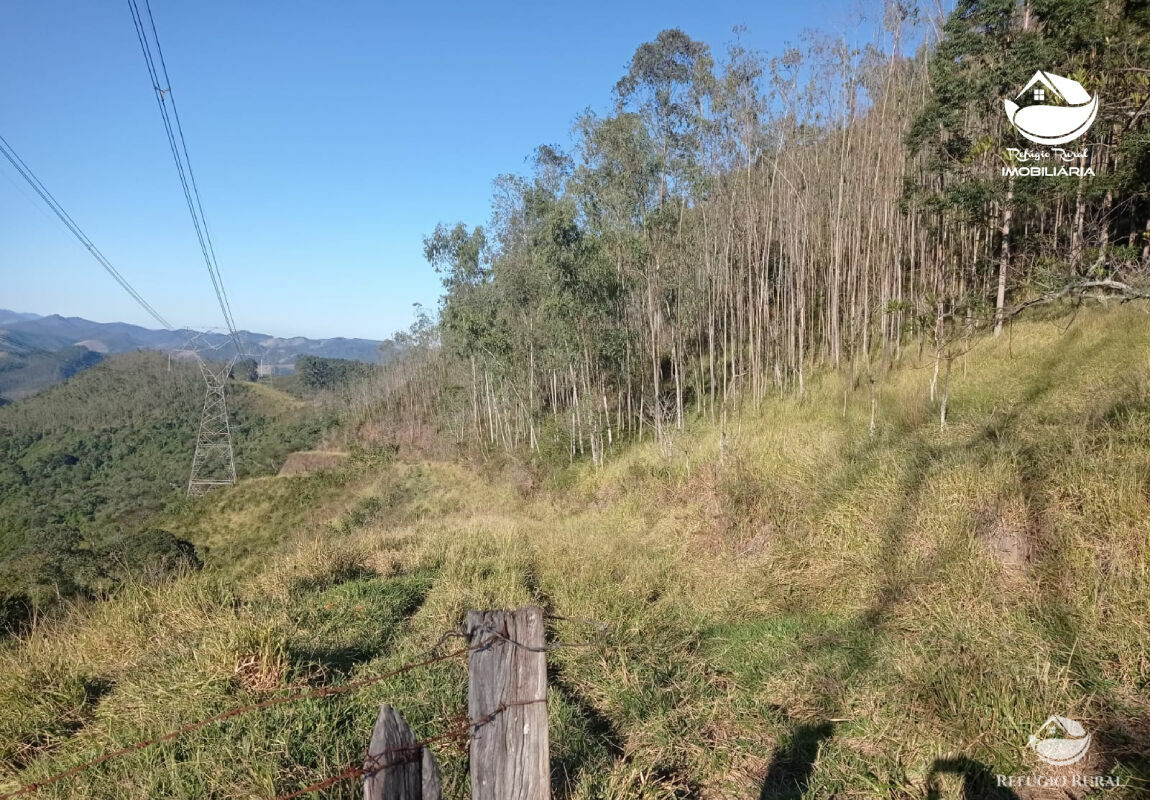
1;307;1149;798
277;451;350;476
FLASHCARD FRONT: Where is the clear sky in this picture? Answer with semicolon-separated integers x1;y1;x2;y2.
2;0;878;340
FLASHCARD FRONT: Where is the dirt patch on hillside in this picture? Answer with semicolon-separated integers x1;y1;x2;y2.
278;450;349;476
981;500;1033;570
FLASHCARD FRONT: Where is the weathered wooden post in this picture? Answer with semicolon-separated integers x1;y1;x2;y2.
464;606;550;800
419;748;441;799
363;704;441;800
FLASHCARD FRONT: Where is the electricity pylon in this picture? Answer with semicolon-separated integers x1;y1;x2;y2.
187;356;237;496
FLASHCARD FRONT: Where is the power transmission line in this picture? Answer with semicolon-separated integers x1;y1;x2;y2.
0;134;175;331
0;329;239;495
126;0;245;494
126;0;243;356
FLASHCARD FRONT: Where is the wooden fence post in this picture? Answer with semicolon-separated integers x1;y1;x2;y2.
464;606;550;800
363;704;441;800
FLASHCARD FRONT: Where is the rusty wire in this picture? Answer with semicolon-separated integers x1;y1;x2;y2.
273;718;471;800
470;612;610;653
0;637;489;800
1;615;603;799
272;698;549;799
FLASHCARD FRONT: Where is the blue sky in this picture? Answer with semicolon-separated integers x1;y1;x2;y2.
2;0;877;340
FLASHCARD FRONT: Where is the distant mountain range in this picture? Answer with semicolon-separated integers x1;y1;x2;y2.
0;310;384;366
0;310;45;325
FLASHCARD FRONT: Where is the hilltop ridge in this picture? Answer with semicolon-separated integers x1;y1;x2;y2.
0;312;391;402
0;312;385;367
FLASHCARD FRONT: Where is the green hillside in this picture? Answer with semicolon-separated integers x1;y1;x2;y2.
0;352;327;612
0;346;104;403
0;309;1145;798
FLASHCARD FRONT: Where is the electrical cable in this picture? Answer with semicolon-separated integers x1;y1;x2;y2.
0;134;175;331
126;0;243;355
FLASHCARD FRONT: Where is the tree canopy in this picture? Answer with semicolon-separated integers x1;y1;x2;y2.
355;4;1149;464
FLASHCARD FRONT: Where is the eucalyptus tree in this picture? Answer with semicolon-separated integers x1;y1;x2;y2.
424;222;496;442
357;6;1150;464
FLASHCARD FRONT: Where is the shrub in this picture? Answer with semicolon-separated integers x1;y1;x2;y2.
104;529;203;579
0;592;32;635
0;528;104;606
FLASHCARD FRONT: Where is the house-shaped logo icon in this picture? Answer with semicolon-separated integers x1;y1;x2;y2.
1027;715;1092;766
1003;71;1099;145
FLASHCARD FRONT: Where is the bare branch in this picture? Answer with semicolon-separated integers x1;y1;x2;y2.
1005;280;1150;321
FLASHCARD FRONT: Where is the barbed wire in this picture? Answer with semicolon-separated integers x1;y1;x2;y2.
0;636;488;800
273;720;468;800
243;625;476;698
0;616;606;799
273;698;549;799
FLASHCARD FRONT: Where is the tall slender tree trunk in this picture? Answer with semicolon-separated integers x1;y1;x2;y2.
994;176;1015;337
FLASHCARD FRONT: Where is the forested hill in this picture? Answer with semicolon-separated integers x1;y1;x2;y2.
0;352;325;613
0;345;103;402
0;312;392;402
359;6;1150;460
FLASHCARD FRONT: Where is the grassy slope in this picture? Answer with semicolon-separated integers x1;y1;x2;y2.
1;308;1148;798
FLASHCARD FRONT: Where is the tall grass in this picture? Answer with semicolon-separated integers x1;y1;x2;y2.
1;307;1148;798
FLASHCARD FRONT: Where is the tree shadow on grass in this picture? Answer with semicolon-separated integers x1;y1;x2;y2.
750;337;1102;797
759;722;835;800
1094;712;1150;794
9;675;116;772
287;569;436;679
547;671;626;799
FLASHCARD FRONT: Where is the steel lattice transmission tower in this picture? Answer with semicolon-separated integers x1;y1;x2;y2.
187;357;237;496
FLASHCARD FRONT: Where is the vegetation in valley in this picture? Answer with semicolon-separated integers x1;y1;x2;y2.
294;356;378;393
0;345;104;403
0;352;328;618
0;309;1147;798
